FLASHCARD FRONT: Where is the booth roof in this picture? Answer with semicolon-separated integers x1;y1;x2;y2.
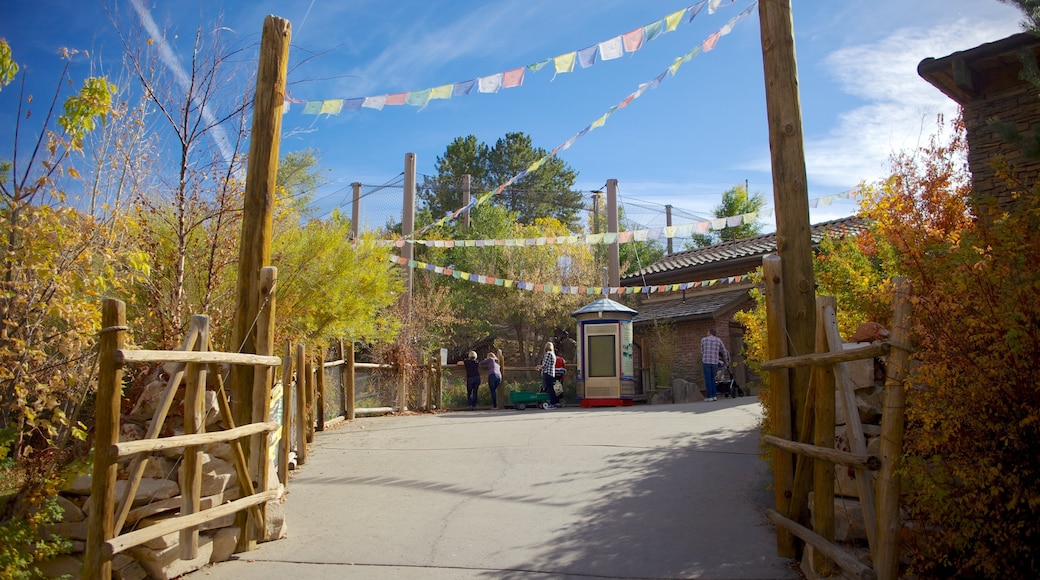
571;297;638;317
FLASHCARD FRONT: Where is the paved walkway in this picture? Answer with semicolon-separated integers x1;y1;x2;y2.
187;399;798;579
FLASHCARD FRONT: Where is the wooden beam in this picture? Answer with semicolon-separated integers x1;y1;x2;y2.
760;343;888;370
813;297;837;576
279;342;293;486
104;490;280;558
111;422;279;457
823;304;878;557
116;349;281;367
758;0;816;456
84;298;126;580
230;13;291;484
316;353;326;432
766;509;876;580
295;344;307;465
345;341;356;421
180;317;208;561
763;255;795;557
875;278;912;580
762;435;880;471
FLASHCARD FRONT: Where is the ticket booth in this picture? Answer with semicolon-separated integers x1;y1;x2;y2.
571;298;637;407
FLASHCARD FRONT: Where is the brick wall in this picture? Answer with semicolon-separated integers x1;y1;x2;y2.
646;299;750;388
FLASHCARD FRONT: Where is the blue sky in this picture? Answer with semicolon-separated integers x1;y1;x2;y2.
1;0;1027;233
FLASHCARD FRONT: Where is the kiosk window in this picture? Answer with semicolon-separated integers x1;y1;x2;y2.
588;335;617;378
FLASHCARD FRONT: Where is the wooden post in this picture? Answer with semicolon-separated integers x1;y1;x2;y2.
295;344;307;466
812;297;836;575
875;278;912;580
84;298;125;580
254;266;276;542
316;353;326;431
758;0;816;455
229;15;291;467
279;341;292;485
305;356;315;443
345;341;356;421
398;362;407;412
338;339;347;417
763;255;795;556
435;360;443;411
181;316;208;560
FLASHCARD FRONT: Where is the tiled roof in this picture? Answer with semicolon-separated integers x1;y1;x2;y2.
630;288;752;326
622;215;867;284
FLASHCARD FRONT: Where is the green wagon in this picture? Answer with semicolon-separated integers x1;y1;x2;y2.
508;389;564;410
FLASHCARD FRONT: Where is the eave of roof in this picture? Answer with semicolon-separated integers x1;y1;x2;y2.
918;32;1040;104
630;287;752;326
622;215;867;285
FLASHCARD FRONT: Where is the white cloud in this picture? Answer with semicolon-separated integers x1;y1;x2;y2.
801;18;1021;187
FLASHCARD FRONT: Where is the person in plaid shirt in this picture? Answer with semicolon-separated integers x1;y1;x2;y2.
701;328;729;402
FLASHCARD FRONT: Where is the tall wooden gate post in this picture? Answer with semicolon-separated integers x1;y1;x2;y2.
84;298;126;580
229;14;291;465
758;0;817;547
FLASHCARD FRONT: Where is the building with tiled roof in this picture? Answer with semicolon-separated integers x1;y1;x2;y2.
620;216;867;395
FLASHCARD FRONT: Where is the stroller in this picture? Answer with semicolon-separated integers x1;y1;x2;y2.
715;363;745;398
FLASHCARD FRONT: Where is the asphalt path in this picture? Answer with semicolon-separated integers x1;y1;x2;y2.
186;398;799;579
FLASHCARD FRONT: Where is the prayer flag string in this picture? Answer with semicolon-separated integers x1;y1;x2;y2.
389;256;747;295
287;1;744;115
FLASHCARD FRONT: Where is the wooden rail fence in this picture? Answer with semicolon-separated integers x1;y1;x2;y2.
83;297;282;580
761;254;912;580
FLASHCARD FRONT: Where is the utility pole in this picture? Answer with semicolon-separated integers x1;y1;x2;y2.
606;179;620;294
402;153;416;306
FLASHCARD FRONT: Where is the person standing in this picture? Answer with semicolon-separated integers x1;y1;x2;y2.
539;342;560;408
479;352;502;409
458;351;481;410
701;328;729;402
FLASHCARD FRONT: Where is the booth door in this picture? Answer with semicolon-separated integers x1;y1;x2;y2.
584;323;621;398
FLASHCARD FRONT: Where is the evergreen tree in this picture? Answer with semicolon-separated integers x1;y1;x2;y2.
418;132;584;229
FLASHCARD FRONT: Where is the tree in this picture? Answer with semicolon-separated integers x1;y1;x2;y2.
687;183;766;248
110;9;254;348
418;132;585;229
997;0;1040;30
0;40;132;461
273;214;402;346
